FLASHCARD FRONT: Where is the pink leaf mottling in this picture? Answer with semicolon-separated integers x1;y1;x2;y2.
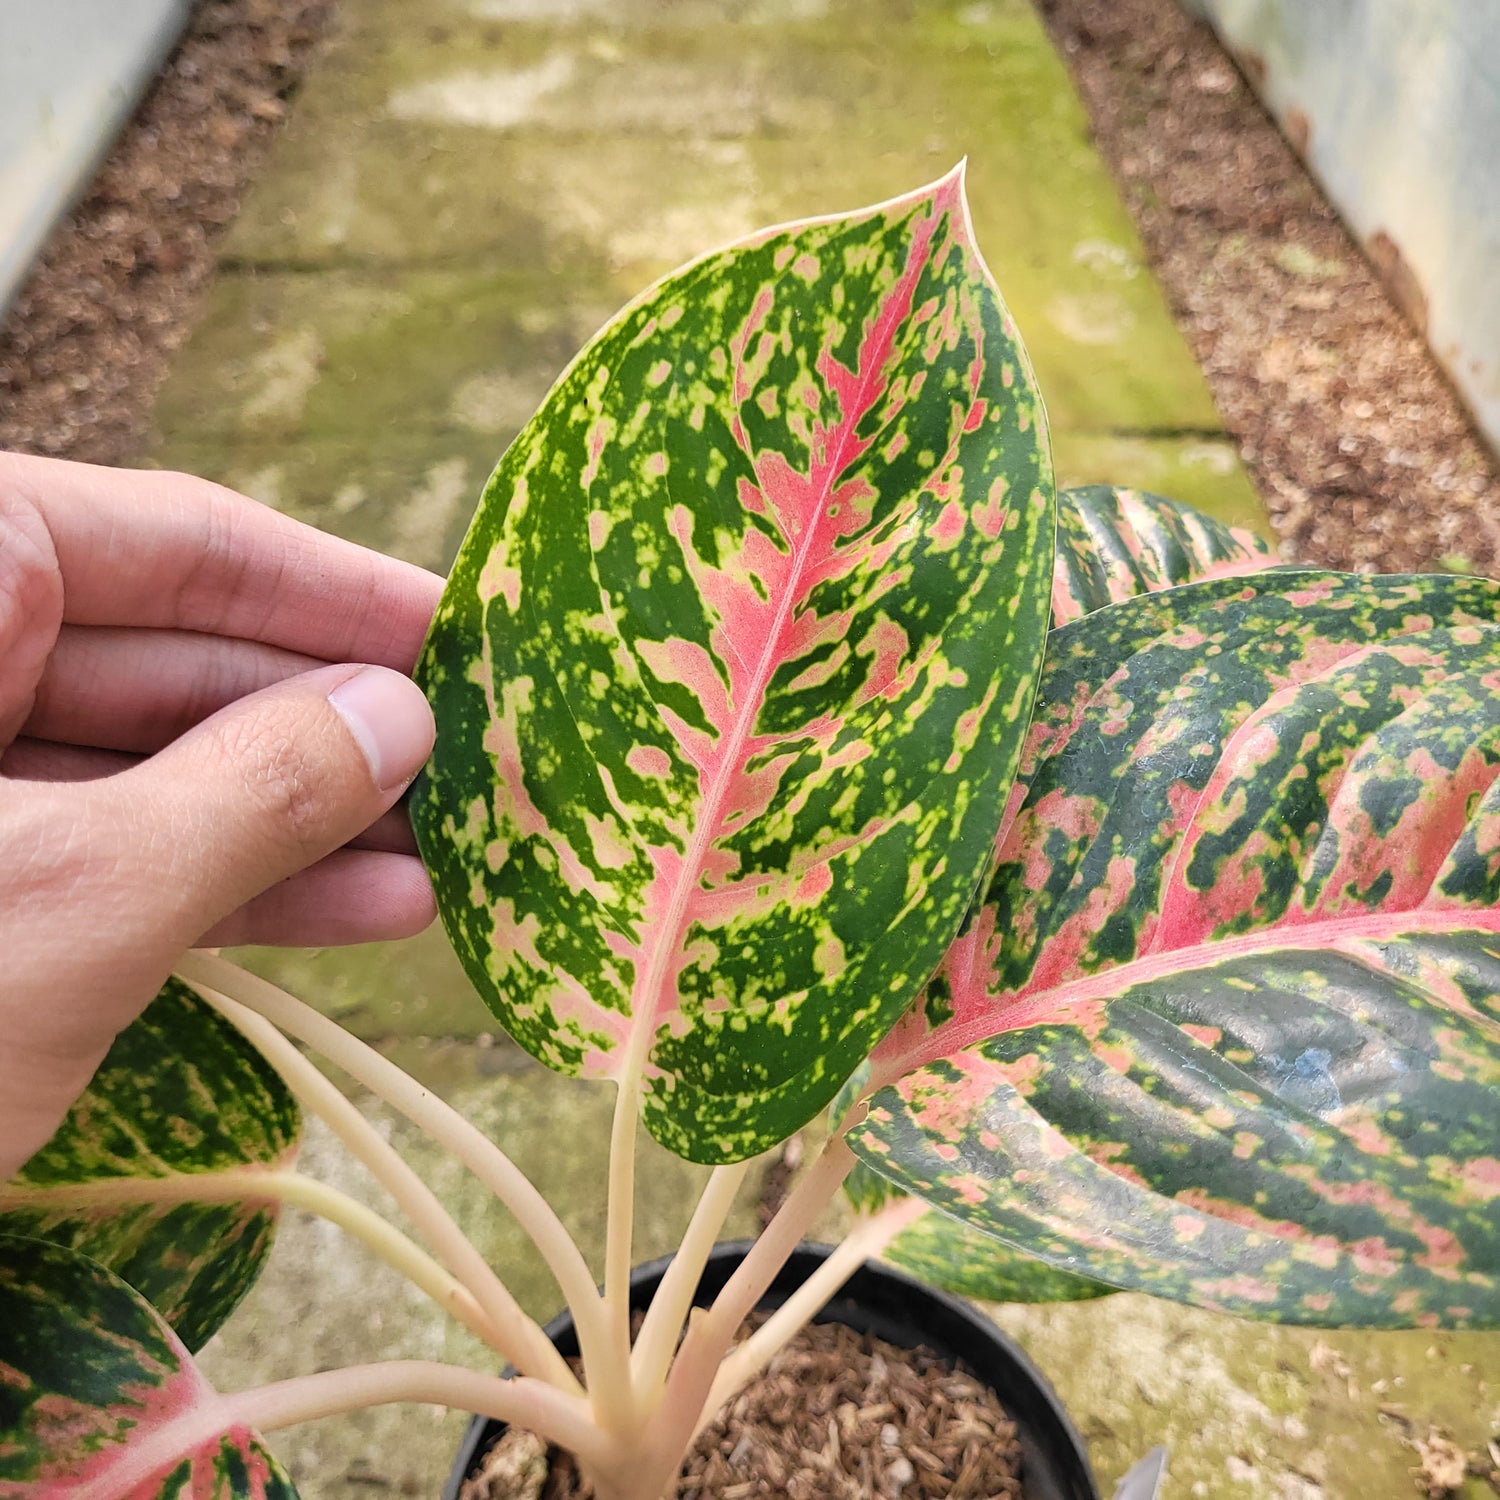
600;178;979;1061
626;744;673;779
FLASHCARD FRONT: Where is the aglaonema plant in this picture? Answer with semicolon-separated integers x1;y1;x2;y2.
3;167;1497;1500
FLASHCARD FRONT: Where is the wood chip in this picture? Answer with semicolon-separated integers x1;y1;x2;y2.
471;1314;1025;1500
1036;0;1500;575
1408;1428;1469;1498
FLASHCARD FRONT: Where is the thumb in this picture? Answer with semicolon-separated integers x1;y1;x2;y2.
0;664;435;1176
108;662;436;949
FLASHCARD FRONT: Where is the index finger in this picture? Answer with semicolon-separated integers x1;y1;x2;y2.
1;452;447;669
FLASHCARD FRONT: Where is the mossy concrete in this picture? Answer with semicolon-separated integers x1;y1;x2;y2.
990;1297;1499;1499
149;0;1267;542
198;1042;768;1499
132;4;1498;1499
238;927;497;1041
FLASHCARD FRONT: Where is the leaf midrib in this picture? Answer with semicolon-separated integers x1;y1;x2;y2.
872;905;1500;1087
621;207;948;1071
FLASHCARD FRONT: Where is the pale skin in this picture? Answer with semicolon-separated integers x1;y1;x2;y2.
0;454;897;1498
0;451;444;1180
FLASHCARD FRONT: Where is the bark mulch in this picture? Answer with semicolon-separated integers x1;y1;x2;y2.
1036;0;1500;575
461;1316;1025;1500
0;0;334;466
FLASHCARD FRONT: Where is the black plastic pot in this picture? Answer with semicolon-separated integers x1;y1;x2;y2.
443;1241;1100;1500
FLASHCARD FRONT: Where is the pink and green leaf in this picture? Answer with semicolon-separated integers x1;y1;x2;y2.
0;980;298;1350
838;484;1277;1267
0;1234;296;1498
1051;484;1275;627
844;1159;1109;1304
415;169;1055;1162
851;571;1500;1326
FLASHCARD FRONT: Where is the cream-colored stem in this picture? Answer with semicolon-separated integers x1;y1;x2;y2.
630;1160;749;1401
229;1362;600;1456
697;1201;923;1433
0;1168;504;1345
176;952;610;1387
600;1069;639;1430
688;1132;856;1360
75;1364;609;1500
187;976;579;1395
619;1134;857;1500
604;1074;638;1311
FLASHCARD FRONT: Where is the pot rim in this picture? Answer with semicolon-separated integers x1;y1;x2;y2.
443;1239;1101;1500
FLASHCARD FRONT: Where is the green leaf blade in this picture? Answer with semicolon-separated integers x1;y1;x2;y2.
859;933;1500;1325
0;1234;297;1499
855;571;1500;1325
1;980;298;1349
417;170;1055;1161
1051;484;1275;626
845;1161;1111;1304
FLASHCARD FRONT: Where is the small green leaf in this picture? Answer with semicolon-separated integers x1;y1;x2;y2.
1051;484;1275;626
0;979;298;1350
855;571;1500;1326
416;169;1055;1162
0;1233;298;1498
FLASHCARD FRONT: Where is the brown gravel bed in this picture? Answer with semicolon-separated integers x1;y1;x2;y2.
1037;0;1500;575
462;1316;1024;1500
0;0;334;465
4;0;1497;579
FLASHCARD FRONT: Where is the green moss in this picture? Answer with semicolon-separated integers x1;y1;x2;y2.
152;0;1269;558
153;263;619;570
992;1293;1500;1498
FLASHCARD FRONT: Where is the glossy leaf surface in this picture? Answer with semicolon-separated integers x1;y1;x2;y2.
0;980;298;1350
853;571;1500;1326
0;1234;296;1499
840;483;1275;1276
416;170;1055;1161
1052;484;1274;626
845;1161;1109;1304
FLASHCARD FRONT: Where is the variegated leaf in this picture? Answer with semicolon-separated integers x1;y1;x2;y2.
1051;484;1275;627
840;484;1275;1262
851;571;1500;1326
0;979;298;1350
0;1234;297;1499
844;1160;1109;1304
415;169;1055;1162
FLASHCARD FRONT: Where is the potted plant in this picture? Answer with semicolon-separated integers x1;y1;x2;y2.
3;168;1497;1500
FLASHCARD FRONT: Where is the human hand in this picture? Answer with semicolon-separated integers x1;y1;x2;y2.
0;452;444;1177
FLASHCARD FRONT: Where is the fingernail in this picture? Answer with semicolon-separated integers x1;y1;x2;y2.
327;667;436;793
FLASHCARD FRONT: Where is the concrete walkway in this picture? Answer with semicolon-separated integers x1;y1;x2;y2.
147;0;1265;554
137;3;1497;1497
